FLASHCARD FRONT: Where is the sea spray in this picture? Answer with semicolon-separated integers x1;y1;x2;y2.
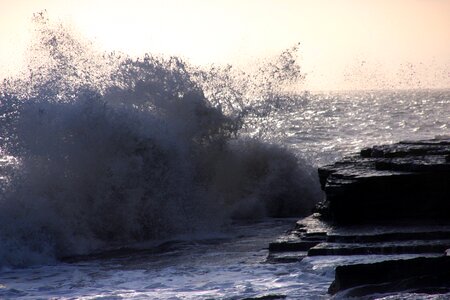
0;14;320;267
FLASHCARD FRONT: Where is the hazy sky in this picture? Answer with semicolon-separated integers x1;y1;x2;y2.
1;0;449;90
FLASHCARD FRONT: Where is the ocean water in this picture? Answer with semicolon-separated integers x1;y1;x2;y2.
0;16;449;299
257;89;450;167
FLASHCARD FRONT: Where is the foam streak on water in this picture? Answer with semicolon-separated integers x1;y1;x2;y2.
1;220;322;300
0;219;446;299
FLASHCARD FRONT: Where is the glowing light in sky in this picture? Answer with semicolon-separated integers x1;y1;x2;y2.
1;0;449;90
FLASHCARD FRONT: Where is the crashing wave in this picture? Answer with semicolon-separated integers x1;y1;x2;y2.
0;13;320;267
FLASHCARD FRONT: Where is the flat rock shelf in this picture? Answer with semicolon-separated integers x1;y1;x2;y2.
267;137;450;297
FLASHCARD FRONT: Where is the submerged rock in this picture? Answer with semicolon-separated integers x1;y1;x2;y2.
318;137;450;223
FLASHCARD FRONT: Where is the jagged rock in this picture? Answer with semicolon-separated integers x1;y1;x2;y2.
268;139;450;297
266;252;306;263
318;138;450;223
268;241;320;252
329;256;450;295
308;240;450;256
326;230;450;243
269;215;450;258
267;214;450;295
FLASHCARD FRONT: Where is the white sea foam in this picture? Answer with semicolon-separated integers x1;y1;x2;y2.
0;12;449;300
0;14;319;267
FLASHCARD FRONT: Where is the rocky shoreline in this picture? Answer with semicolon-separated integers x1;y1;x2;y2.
268;137;450;297
318;137;450;223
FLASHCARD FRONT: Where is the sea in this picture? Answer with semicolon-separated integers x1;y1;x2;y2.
0;17;449;299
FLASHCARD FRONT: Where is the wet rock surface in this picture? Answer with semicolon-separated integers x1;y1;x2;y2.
268;138;450;297
329;256;450;296
268;215;450;258
317;137;450;223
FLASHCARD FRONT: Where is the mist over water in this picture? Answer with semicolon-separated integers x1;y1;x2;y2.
0;14;320;267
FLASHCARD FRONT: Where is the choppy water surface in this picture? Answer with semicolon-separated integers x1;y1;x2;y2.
0;218;445;300
0;16;449;300
279;89;450;166
1;89;449;300
0;219;328;299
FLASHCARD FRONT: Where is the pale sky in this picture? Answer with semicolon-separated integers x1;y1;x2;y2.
0;0;449;90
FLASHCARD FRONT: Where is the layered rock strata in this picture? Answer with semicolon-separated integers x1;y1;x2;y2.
317;138;450;223
267;138;450;297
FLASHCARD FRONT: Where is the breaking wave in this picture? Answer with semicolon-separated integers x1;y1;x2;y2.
0;13;320;267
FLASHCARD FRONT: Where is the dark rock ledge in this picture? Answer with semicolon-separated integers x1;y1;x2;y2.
318;137;450;223
267;137;450;297
329;256;450;297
